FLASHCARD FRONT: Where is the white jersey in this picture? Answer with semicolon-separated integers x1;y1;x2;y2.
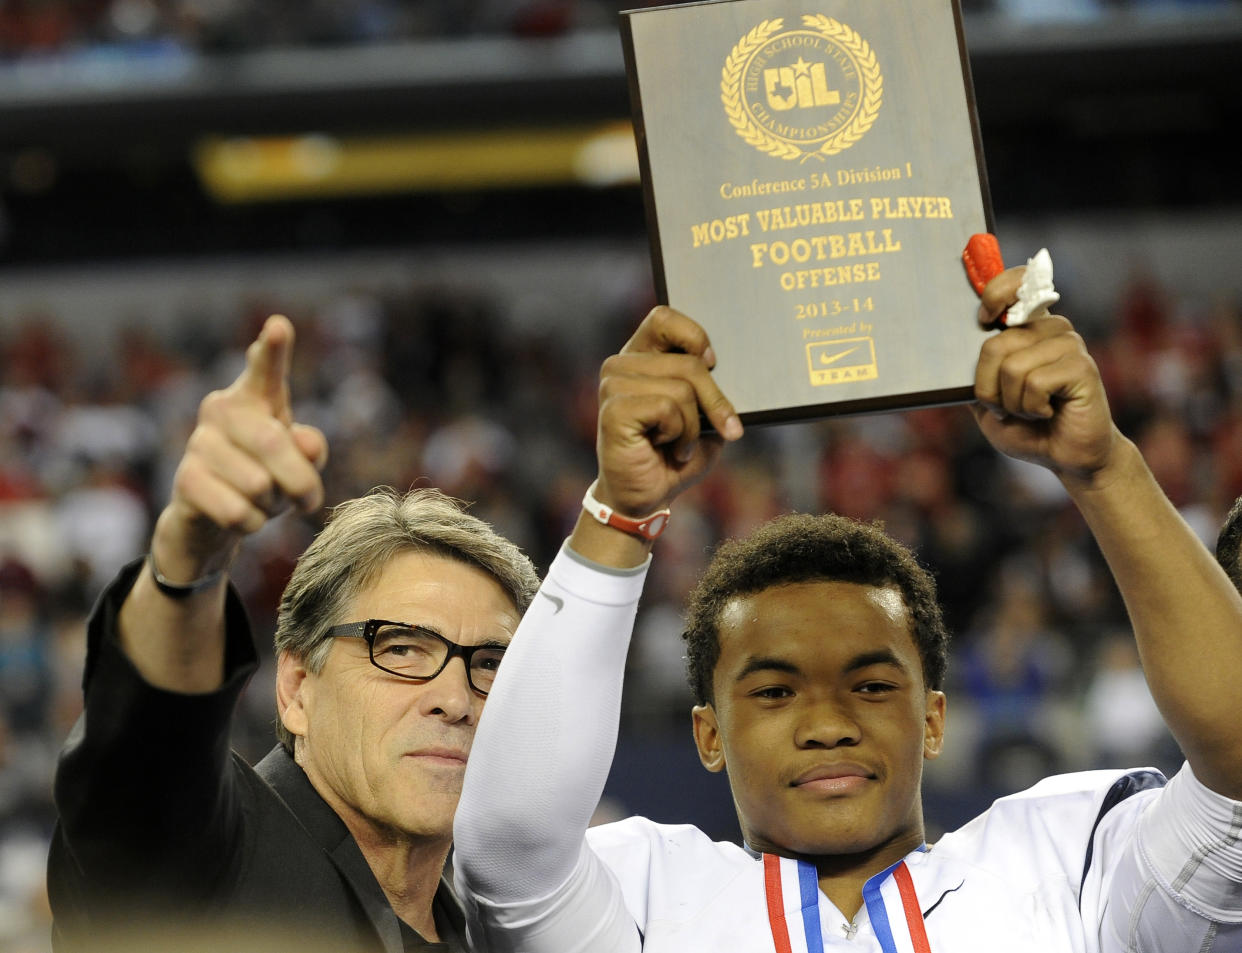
584;769;1178;953
454;545;1242;953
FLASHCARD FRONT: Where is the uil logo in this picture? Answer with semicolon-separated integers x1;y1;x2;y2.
722;15;883;162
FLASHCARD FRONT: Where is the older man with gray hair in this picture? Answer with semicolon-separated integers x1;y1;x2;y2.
48;315;539;953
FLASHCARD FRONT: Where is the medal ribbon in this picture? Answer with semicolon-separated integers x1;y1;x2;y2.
762;855;824;953
764;851;932;953
862;858;932;953
762;854;793;953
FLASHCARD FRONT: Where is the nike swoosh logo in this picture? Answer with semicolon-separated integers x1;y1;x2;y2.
819;346;861;366
538;590;564;614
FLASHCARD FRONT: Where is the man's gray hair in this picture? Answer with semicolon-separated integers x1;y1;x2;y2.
274;486;539;750
1216;494;1242;594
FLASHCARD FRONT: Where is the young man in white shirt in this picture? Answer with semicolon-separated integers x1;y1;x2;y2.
453;266;1242;952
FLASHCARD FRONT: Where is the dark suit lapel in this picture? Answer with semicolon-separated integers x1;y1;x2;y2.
254;746;404;953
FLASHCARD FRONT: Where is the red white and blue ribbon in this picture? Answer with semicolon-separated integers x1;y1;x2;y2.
861;854;932;953
763;850;932;953
763;854;824;953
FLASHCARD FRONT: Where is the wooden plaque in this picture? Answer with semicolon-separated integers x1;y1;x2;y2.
621;0;994;423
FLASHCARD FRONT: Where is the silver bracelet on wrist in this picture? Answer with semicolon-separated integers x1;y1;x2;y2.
147;551;225;598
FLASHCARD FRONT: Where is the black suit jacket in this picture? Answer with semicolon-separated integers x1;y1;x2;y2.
47;559;467;953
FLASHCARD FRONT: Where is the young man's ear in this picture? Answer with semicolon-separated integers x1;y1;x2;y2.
692;704;727;773
276;651;311;741
923;690;947;761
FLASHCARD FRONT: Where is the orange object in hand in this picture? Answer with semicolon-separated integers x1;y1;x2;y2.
962;233;1004;296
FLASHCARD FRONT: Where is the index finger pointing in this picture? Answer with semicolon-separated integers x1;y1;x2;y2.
237;314;295;424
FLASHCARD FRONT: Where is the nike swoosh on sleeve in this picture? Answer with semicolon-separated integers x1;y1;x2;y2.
538;590;564;614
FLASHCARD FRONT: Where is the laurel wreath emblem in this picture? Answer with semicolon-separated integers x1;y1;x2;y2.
721;14;883;162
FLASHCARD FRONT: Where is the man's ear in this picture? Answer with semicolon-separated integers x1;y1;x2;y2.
276;651;310;740
923;690;947;761
692;703;726;773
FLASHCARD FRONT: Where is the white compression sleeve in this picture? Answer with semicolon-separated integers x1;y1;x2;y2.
1138;764;1242;921
1100;763;1242;951
453;542;648;950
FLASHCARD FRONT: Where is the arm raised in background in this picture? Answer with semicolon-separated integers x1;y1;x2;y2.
119;314;328;692
50;314;330;919
973;271;1242;798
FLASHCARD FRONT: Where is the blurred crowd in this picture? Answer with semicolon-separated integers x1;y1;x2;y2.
0;0;1237;60
1;0;697;55
0;1;1237;950
0;261;1239;948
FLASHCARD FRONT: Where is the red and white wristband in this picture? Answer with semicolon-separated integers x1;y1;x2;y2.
581;480;671;542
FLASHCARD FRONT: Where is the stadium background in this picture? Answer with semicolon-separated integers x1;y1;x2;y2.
2;1;1242;948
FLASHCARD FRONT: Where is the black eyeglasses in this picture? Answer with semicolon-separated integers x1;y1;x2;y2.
326;619;507;696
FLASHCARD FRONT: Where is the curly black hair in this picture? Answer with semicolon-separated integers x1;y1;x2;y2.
1216;495;1242;593
681;512;949;705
